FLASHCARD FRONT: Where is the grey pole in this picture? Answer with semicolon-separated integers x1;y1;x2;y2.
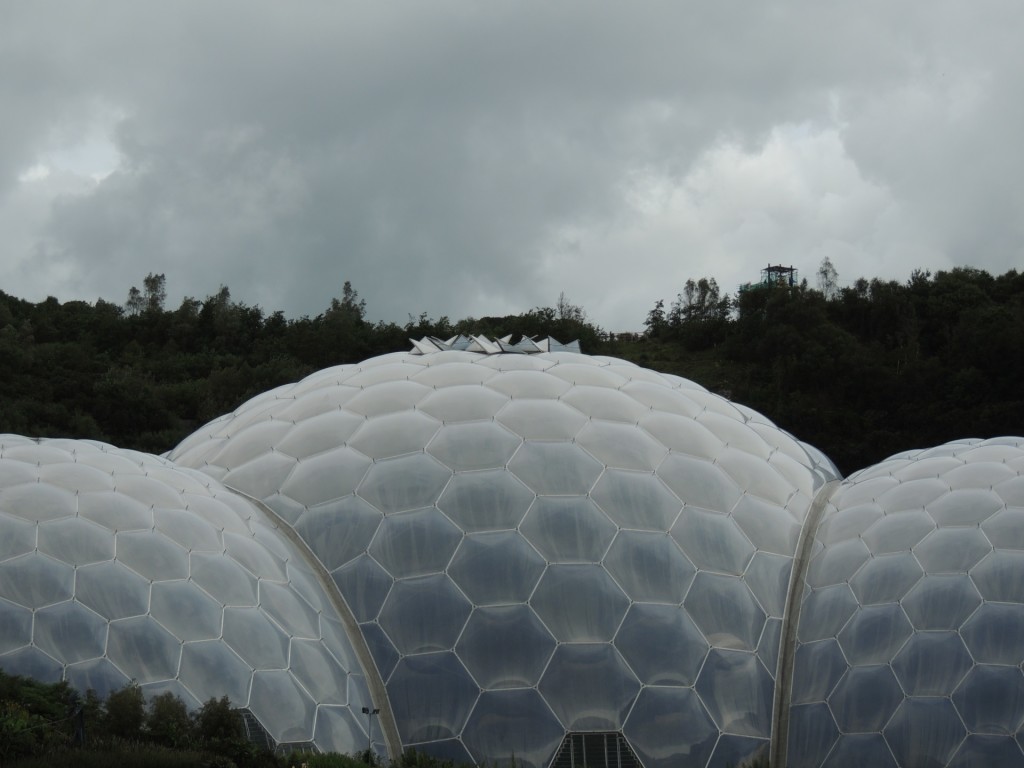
362;706;380;763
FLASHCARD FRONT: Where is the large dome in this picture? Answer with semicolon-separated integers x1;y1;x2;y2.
168;342;839;767
0;436;375;752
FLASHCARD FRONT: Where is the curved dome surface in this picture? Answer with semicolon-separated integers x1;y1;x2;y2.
0;436;373;753
787;438;1024;768
169;346;840;767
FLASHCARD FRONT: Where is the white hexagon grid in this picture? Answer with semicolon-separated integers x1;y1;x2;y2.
788;438;1024;768
7;341;1022;768
0;436;373;753
168;347;839;768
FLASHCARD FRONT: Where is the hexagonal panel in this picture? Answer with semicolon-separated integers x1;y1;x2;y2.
294;494;383;570
357;454;452;514
222;536;288;581
508;442;604;496
849;553;923;605
76;491;153;533
961;603;1024;664
369;507;462;579
791;639;847;705
949;735;1024;766
624;686;718;768
817;503;884;547
289;639;350;706
892;631;973;696
116;531;189;581
731;494;801;557
33;600;107;664
590;470;681;531
150;580;223;641
426;421;521;471
0;597;32;654
387;653;479;743
672;507;754;576
805;538;872;589
971;550;1024;603
982;508;1024;550
351;413;442;463
447;531;546;606
190;552;259;606
531;565;629;642
604;531;695;603
249;669;317;743
684;572;766;652
615;603;708;686
883;698;965;768
0;554;74;608
828;665;903;733
417;384;509;423
658;454;741;514
222;606;290;669
342;379;432;417
36;516;113;566
521;497;616;564
360;621;400;682
861;509;935;554
379;575;472;655
695;649;773;737
538;643;640;731
0;483;77;522
560;386;649;423
797;583;859;643
278;446;372;507
901;574;982;630
953;664;1024;734
787;703;838;768
496;399;588;440
928;488;1005;525
916;527;992;573
821;734;897;768
837;604;913;665
259;580;321;640
437;469;534;532
575;420;667;470
0;512;37;561
107;616;182;683
456;605;555;689
179;639;253;706
221;451;299;503
463;689;563;768
744;552;792;617
332;554;392;622
65;657;131;699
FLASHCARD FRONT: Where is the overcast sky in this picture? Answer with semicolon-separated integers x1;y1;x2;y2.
2;2;1022;331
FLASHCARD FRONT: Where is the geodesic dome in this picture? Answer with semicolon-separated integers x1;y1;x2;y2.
0;436;375;752
168;340;840;767
787;437;1024;768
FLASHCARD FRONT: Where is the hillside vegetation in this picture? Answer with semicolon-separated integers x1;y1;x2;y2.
2;267;1022;476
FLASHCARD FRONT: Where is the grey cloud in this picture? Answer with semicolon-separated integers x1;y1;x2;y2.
3;1;1024;329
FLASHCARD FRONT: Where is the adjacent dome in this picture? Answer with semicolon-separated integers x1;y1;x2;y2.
0;436;374;752
788;437;1024;768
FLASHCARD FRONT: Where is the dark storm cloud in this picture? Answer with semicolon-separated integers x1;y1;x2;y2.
2;2;1023;329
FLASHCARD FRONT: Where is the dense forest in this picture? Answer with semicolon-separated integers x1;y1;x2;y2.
2;263;1022;476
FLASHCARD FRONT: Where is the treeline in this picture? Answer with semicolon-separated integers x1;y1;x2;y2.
0;669;469;768
2;266;1023;475
0;279;600;455
627;265;1024;474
